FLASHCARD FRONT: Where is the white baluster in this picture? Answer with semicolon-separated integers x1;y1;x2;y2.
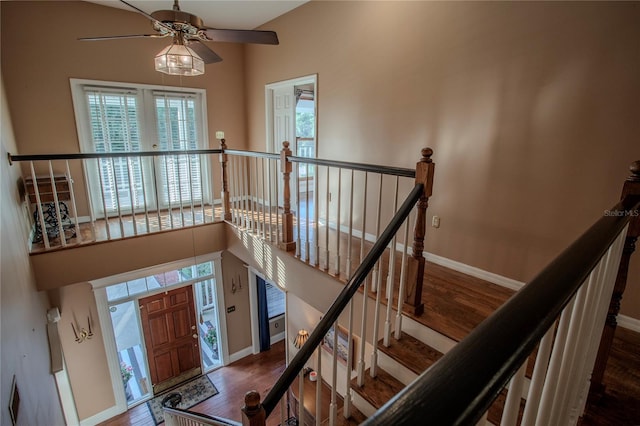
384;176;399;346
316;345;322;426
501;362;527;426
346;169;354;277
324;166;330;270
521;326;555;426
125;157;138;235
110;157;125;237
535;294;577;426
344;300;354;418
395;213;412;338
330;321;338;426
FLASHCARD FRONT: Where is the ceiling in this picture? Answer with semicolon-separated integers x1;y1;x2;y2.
84;0;307;30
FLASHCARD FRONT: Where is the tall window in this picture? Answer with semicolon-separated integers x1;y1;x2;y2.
71;79;209;216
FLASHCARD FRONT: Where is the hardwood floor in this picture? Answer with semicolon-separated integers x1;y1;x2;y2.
87;207;639;425
99;340;287;426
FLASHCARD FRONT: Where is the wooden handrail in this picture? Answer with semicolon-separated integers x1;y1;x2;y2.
363;197;639;426
286;155;416;178
258;182;425;417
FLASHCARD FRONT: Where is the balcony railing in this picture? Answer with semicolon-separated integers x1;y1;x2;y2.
9;145;637;425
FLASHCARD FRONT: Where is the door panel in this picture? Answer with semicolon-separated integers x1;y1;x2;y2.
140;285;201;394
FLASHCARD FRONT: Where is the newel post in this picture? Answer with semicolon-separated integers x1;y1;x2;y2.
219;139;232;221
242;390;266;426
280;141;296;252
404;148;435;316
590;160;640;398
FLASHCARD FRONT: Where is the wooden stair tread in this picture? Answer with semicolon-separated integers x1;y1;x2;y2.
350;367;405;409
320;407;368;426
378;331;443;375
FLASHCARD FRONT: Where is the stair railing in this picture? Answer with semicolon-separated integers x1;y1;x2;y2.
224;145;434;424
362;163;640;425
242;175;427;425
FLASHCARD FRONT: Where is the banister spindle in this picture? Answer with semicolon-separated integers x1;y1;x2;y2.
405;148;435;316
280;141;296;252
241;390;266;426
220;139;232;221
590;160;640;398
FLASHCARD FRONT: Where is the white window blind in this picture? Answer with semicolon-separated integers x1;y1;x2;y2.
154;92;203;205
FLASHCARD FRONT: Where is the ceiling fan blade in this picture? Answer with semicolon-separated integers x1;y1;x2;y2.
203;28;279;45
79;34;168;41
189;40;223;64
119;0;175;34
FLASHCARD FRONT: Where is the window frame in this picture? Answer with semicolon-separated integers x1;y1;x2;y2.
70;78;211;217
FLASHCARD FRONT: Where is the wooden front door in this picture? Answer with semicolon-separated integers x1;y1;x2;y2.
140;286;201;394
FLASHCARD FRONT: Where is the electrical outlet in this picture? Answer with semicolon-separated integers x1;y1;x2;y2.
432;215;440;228
215;131;225;139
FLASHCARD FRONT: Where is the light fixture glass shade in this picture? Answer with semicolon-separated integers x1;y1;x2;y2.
155;43;205;76
293;329;309;349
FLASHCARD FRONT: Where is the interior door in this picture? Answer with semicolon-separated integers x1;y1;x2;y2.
139;286;201;394
273;85;297;210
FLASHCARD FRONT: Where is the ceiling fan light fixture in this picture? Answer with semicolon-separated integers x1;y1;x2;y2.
154;42;204;76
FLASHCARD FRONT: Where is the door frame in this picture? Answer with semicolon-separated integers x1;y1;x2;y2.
247;267;288;356
265;74;318;155
91;252;227;415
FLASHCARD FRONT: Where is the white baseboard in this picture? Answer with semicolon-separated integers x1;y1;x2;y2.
425;253;640;333
326;220;640;332
270;331;285;345
618;314;640;333
79;405;124;426
424;252;526;292
228;346;253;364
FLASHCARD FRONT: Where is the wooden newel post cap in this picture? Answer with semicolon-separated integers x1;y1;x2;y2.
629;160;640;182
282;141;290;150
244;390;261;409
220;139;227;150
421;147;433;163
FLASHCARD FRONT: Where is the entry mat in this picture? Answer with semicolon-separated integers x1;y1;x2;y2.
147;375;219;425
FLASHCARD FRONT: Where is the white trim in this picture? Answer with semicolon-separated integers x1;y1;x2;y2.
247;267;260;354
94;287;129;414
212;257;230;366
228;346;254;364
270;331;285;345
328;219;526;292
90;252;222;289
618;314;640;332
79;404;124;426
54;358;80;426
423;252;526;291
265;74;318;154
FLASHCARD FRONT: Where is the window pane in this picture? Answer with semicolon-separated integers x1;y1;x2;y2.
155;94;203;206
86;90;143;212
266;283;285;319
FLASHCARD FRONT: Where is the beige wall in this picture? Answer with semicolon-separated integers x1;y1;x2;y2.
245;1;640;318
1;77;65;425
32;223;228;290
52;283;114;420
1;0;248;217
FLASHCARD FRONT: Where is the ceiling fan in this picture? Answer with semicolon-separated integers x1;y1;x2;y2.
80;0;279;76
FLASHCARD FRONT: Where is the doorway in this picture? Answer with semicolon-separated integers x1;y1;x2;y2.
265;74;318;211
94;254;228;411
139;286;201;394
